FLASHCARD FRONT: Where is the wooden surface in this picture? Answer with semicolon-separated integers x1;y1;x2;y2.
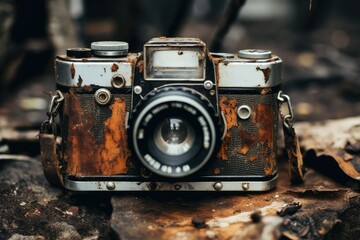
110;160;359;240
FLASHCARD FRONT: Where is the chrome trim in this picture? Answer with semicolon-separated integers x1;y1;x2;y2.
63;175;278;192
217;57;282;88
55;56;136;88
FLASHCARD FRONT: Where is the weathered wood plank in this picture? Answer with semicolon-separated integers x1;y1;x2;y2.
111;160;359;240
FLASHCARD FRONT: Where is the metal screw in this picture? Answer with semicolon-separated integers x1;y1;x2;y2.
111;74;126;89
94;88;112;105
141;167;152;178
134;85;142;95
204;80;213;90
213;182;223;191
242;183;250;191
210;90;215;96
106;182;116;190
237;105;251;120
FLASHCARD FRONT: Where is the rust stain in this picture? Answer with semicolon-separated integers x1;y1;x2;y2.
100;98;130;175
65;94;129;176
256;67;271;83
128;54;141;81
77;75;83;87
217;132;231;160
217;96;238;160
260;88;272;95
238;129;259;155
213;168;221;175
248;154;258;161
208;51;223;86
64;93;99;175
252;103;274;148
219;96;237;129
82;85;93;92
252;103;276;175
137;60;144;73
70;63;76;79
111;63;119;72
264;152;277;176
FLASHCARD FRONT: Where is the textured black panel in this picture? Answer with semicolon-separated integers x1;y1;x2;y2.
199;92;279;177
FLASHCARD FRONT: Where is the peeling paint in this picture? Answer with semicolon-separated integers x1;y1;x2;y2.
137;60;144;73
70;63;76;79
252;103;277;175
64;94;129;176
238;129;259;155
77;75;83;87
218;96;238;160
260;88;272;95
256;67;271;83
213;168;221;175
111;63;119;72
219;97;237;129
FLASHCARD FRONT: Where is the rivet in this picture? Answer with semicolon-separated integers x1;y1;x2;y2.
213;182;223;191
134;85;142;95
242;183;250;191
106;182;116;190
204;80;213;90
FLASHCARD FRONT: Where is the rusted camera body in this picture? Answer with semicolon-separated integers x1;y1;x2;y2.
49;37;282;191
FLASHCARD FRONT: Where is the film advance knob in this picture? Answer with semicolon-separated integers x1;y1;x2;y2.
66;48;92;58
238;49;272;59
91;41;129;57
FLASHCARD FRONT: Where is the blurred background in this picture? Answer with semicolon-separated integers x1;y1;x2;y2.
0;0;359;157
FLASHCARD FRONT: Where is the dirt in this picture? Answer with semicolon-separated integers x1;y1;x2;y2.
0;161;114;239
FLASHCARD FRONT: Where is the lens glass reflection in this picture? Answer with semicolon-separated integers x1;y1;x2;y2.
154;117;195;156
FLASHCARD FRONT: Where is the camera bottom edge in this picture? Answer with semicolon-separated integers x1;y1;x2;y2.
63;175;278;192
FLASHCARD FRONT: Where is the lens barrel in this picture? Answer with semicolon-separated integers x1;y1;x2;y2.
128;87;222;178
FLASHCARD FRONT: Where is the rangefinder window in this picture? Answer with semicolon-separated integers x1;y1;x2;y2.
145;47;205;80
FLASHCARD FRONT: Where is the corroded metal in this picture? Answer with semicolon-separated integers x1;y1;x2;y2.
63;93;130;176
217;94;278;177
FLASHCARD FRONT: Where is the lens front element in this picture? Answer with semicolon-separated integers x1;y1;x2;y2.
154;117;195;156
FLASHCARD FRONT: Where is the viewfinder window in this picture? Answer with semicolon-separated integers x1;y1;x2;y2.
145;47;205;80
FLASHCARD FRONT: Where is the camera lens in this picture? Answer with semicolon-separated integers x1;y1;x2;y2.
128;87;222;178
154;117;195;156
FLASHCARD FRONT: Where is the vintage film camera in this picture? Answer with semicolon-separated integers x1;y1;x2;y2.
40;37;299;191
